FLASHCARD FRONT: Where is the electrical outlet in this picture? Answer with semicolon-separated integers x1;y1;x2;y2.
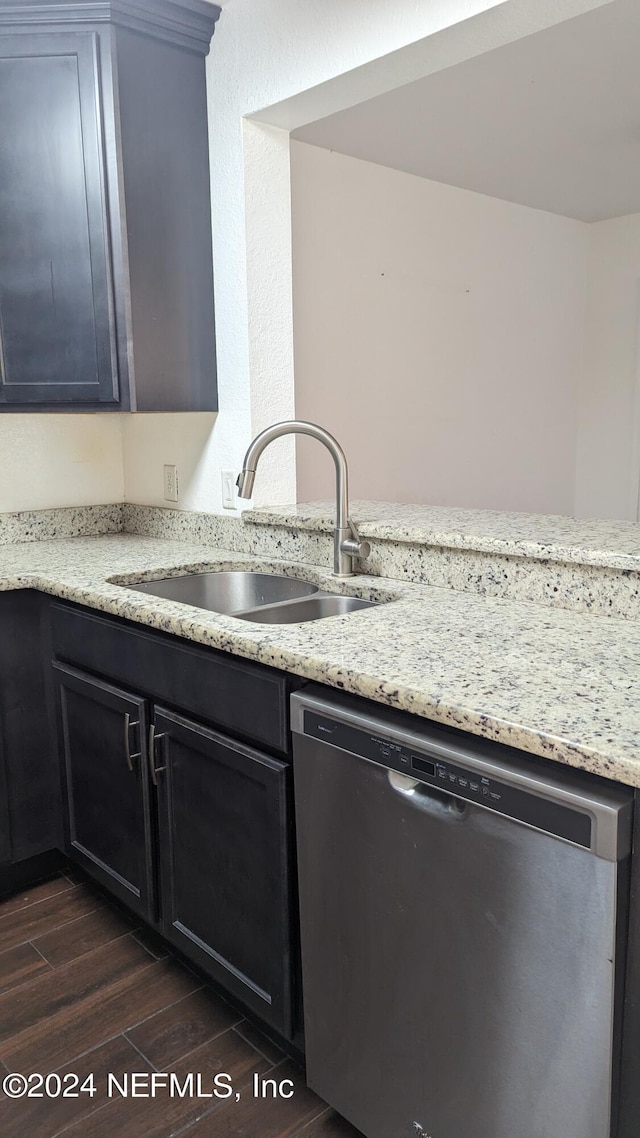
163;464;179;503
221;469;236;510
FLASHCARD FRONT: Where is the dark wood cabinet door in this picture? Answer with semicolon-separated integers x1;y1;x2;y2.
154;707;294;1037
0;737;11;866
0;592;62;865
0;32;118;405
53;663;154;920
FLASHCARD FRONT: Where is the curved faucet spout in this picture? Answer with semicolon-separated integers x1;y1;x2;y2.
236;420;370;577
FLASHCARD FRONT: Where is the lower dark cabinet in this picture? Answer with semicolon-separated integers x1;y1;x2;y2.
0;592;61;870
50;624;298;1041
154;707;293;1035
0;742;11;866
53;663;154;921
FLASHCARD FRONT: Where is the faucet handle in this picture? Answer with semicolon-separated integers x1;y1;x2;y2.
341;536;371;562
341;518;371;563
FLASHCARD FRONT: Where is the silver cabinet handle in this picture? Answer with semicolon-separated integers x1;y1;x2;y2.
124;712;141;773
148;724;167;786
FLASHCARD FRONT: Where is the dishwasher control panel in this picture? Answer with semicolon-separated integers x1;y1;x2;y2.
304;710;593;849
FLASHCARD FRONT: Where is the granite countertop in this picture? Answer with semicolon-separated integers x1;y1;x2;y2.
1;532;639;787
244;500;640;571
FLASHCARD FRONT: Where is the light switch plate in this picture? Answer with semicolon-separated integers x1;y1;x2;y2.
221;469;236;510
163;464;179;503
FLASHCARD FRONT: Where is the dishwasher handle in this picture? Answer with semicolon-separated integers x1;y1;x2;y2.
388;770;469;819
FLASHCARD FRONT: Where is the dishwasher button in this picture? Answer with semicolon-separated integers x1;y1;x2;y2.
470;781;480;792
482;786;490;797
458;777;468;788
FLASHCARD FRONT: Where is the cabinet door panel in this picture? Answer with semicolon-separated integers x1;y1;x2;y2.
0;33;118;405
54;663;154;920
154;707;294;1036
0;735;11;866
1;592;62;864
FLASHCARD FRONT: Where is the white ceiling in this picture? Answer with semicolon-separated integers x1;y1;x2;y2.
293;0;640;222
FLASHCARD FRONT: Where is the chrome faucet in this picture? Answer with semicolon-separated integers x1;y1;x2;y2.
236;420;370;577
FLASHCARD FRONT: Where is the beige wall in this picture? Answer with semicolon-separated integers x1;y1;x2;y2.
292;142;587;514
122;413;217;510
0;416;124;513
576;214;640;521
0;1;618;519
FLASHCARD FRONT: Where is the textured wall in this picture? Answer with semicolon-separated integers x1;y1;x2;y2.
292;143;587;515
125;0;586;512
0;416;124;512
0;0;609;513
576;214;640;521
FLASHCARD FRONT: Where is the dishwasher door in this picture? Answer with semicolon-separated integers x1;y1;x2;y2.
292;688;633;1138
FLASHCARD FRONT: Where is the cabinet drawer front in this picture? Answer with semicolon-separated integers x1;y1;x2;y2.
53;662;155;921
153;707;294;1037
50;603;291;755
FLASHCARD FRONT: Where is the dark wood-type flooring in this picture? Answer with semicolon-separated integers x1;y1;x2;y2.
0;873;361;1138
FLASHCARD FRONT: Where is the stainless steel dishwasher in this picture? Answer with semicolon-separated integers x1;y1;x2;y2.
291;687;634;1138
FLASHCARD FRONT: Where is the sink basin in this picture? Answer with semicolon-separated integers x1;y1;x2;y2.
125;570;382;624
127;570;319;614
237;594;379;623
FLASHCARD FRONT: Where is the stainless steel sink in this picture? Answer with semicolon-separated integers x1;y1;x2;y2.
236;594;379;623
126;569;382;623
127;571;318;614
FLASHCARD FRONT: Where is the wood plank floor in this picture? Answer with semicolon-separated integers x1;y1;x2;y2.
0;873;362;1138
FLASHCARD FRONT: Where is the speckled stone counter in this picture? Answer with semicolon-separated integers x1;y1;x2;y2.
243;501;640;568
242;501;640;620
1;532;640;789
5;502;640;620
0;504;123;545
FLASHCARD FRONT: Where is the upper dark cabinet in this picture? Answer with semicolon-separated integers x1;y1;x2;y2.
0;32;118;406
0;0;221;412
